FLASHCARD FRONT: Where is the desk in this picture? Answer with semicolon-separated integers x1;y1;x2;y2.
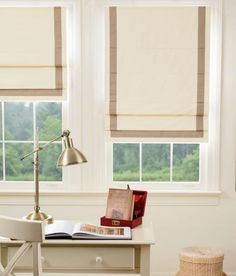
0;223;154;275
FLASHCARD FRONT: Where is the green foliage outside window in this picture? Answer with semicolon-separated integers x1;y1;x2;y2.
173;144;199;181
113;144;140;181
5;102;33;141
36;102;62;141
113;143;199;183
142;144;170;181
5;143;34;181
0;102;62;182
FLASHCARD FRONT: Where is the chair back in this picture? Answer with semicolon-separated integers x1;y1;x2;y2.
0;216;44;276
0;215;44;242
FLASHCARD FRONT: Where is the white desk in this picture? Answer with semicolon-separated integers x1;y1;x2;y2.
0;223;154;275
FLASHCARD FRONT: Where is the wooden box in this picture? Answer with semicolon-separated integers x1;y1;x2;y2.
101;190;147;229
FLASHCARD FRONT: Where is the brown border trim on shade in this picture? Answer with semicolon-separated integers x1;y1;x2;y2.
109;7;207;138
111;130;204;138
109;7;117;131
196;7;206;133
0;89;62;97
54;7;63;93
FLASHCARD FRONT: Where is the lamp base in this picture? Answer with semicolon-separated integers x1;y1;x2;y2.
23;211;53;224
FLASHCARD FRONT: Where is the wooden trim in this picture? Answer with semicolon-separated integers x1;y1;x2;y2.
111;130;204;138
0;89;62;97
196;6;206;133
109;7;117;131
54;7;63;94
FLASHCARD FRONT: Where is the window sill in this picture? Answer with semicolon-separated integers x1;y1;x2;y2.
147;190;222;206
0;190;222;206
148;190;222;197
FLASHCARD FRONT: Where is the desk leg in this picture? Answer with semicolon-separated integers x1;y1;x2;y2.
140;245;151;276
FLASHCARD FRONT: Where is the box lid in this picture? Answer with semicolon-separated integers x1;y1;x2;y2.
133;190;147;218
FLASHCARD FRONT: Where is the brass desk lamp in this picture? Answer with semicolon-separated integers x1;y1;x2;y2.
20;130;87;224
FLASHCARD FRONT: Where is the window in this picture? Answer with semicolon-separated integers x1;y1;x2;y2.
0;102;62;182
103;1;222;192
113;143;200;183
0;2;83;191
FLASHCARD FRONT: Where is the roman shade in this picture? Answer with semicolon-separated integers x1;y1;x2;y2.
0;7;66;97
106;7;210;141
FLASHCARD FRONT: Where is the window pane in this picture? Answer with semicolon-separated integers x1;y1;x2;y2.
113;143;139;181
5;102;33;141
0;143;3;180
39;143;62;181
142;144;170;181
36;102;62;141
5;143;34;181
173;144;199;182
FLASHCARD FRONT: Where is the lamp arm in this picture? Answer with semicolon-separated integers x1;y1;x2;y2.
20;130;70;161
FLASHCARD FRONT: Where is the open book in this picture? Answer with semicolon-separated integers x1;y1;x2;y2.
45;221;132;240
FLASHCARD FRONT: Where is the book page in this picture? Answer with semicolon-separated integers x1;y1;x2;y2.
105;188;133;220
45;220;75;237
73;223;131;239
74;224;124;236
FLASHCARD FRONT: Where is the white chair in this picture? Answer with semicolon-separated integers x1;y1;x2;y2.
0;216;44;276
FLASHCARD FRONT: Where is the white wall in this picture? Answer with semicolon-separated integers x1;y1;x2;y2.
0;0;235;275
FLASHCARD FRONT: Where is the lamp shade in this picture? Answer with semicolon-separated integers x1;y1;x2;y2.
57;136;87;166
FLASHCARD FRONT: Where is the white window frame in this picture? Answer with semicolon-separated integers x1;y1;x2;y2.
108;142;207;191
0;0;84;192
101;0;222;192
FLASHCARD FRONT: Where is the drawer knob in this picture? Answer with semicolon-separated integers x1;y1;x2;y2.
95;256;103;264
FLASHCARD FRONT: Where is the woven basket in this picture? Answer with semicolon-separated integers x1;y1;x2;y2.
176;246;226;276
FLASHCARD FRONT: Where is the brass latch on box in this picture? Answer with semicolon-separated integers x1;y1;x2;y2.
112;220;120;226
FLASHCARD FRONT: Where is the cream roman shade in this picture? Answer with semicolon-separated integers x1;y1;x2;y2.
106;7;210;141
0;7;66;97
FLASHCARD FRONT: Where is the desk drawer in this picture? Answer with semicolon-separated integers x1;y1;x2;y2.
8;246;135;270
